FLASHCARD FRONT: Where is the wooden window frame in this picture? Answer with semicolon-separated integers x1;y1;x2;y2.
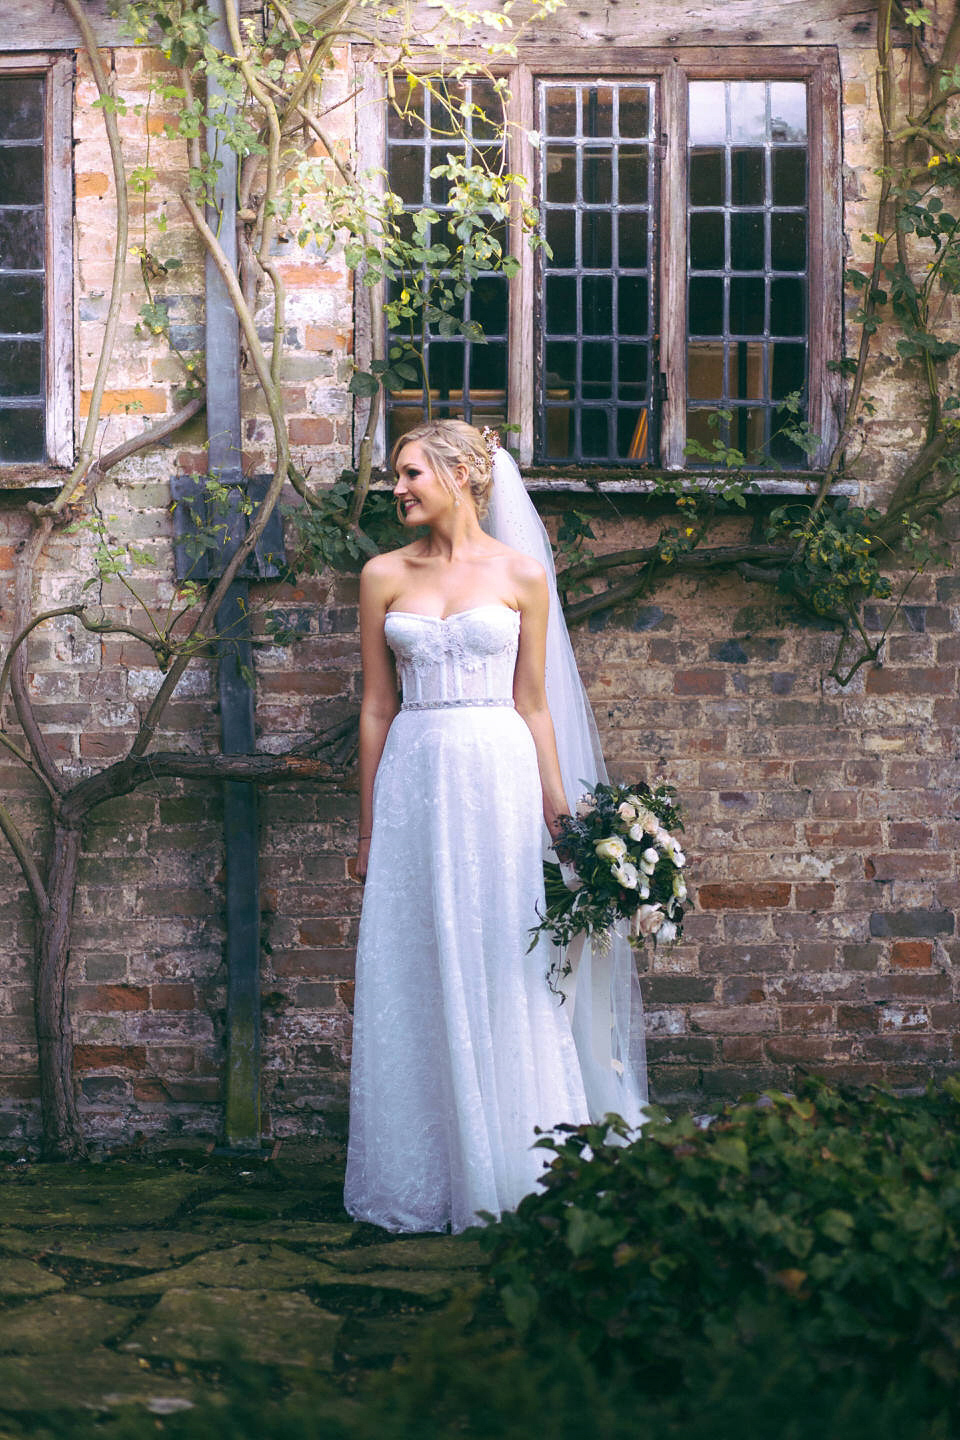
356;45;843;486
0;52;74;484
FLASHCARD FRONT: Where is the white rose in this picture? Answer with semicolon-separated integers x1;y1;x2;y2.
638;881;650;899
627;822;645;842
595;836;628;864
634;903;664;937
612;860;640;890
576;794;597;818
618;801;637;823
656;919;678;944
654;828;674;850
674;851;687;869
641;812;660;835
642;847;660;866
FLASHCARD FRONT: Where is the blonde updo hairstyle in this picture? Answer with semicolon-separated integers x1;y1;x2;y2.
390;419;495;520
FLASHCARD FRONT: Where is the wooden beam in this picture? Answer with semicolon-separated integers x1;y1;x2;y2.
2;0;258;51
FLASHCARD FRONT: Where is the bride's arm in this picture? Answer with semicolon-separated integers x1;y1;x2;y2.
512;560;570;841
356;557;400;879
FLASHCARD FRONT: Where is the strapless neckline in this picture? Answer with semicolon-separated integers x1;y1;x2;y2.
385;604;519;624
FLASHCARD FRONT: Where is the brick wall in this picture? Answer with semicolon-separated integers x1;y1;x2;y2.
0;29;958;1146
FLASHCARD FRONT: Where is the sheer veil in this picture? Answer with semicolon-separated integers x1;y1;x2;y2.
483;441;649;1127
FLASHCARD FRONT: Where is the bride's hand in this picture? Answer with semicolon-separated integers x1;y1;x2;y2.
355;837;371;881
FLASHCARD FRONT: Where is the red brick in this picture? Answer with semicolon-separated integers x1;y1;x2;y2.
133;1079;168;1103
304;325;350;351
794;883;835;909
76;171;110;197
79;388;167;417
74;1044;147;1071
804;823;884;849
697;883;791;910
74;986;149;1013
720;1036;765;1063
779;1004;833;1032
890;822;934;848
298;918;348;946
0;1076;41;1099
674;670;726;696
765;1036;835;1064
80;734;132;759
288;417;335;446
890;940;934;969
150;984;196;1011
865;666;954;695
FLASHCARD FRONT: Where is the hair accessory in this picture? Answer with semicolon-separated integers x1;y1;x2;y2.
481;426;501;466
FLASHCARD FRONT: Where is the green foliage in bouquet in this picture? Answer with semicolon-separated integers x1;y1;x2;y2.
532;781;688;957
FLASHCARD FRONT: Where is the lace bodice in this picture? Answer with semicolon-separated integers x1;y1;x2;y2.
385;604;521;706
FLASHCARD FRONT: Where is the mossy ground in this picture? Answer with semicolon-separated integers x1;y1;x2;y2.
0;1143;486;1434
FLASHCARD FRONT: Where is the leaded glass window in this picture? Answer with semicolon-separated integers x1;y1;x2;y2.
384;76;509;449
686;80;809;465
536;80;657;463
371;53;839;474
0;75;45;463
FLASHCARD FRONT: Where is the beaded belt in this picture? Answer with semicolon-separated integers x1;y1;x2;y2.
401;697;515;712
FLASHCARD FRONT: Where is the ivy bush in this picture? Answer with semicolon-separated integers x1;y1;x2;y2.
479;1077;960;1434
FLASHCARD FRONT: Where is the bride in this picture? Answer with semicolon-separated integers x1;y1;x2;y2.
344;420;647;1234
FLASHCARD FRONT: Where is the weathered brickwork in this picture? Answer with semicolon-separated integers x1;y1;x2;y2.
0;21;958;1145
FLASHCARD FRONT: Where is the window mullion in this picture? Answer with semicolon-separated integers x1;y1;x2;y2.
659;63;687;469
508;64;534;464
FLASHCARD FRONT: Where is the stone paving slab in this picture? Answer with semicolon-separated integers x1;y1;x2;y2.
88;1242;344;1296
121;1287;342;1368
322;1237;487;1271
0;1351;199;1414
0;1172;215;1228
0;1150;492;1425
0;1258;66;1299
0;1293;131;1354
0;1228;218;1271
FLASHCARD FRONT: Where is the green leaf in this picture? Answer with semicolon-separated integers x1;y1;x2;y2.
348;371;380;397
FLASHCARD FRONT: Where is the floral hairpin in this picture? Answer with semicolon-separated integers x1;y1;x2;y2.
481;426;501;464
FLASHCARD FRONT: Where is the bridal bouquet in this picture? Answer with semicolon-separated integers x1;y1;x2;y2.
532;781;689;962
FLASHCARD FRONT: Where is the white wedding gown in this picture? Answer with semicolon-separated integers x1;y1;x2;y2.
344;603;591;1233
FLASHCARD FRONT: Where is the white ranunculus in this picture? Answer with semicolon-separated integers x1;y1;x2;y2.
634;903;664;937
612;860;640;890
674;851;687;869
595;835;628;864
654;828;674;850
618;801;637;823
642;847;660;866
640;860;655;876
656;919;678;944
638;882;650;900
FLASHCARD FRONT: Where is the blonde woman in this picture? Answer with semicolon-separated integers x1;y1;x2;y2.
344;421;646;1234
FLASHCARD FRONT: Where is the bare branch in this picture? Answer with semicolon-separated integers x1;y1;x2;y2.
0;799;48;916
54;0;130;511
62;716;358;824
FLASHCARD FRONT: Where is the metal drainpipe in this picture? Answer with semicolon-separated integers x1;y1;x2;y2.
206;0;261;1149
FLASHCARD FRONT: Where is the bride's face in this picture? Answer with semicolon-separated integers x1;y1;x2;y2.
393;441;461;525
